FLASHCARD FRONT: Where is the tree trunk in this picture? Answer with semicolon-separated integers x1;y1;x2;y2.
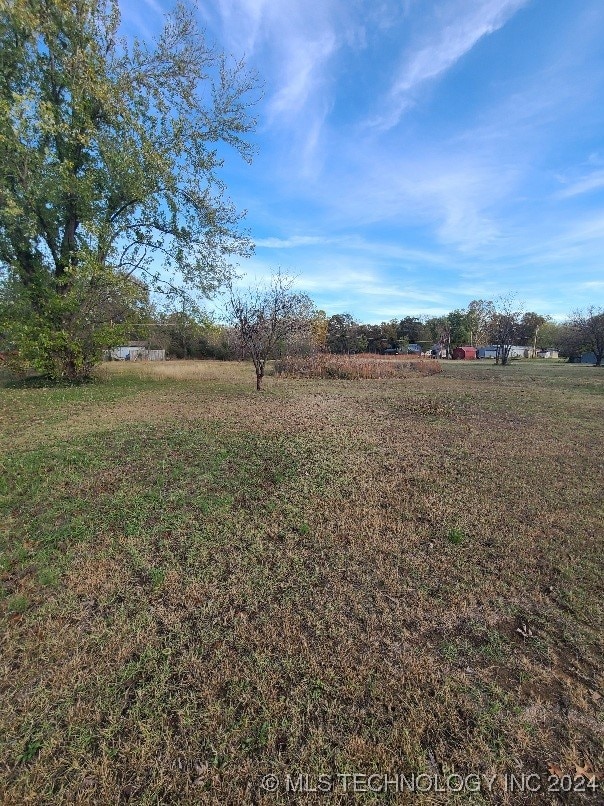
52;349;92;382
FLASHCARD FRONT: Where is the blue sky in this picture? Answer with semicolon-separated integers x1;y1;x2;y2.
123;0;604;322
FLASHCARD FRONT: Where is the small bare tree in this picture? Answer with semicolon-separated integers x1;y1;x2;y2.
226;271;315;390
487;295;524;366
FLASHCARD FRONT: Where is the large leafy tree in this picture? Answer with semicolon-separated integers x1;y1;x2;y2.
0;0;256;379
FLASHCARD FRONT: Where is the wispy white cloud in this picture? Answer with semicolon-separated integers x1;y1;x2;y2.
267;32;337;118
370;0;530;130
141;0;165;17
255;235;330;248
119;6;156;40
212;0;272;56
199;0;604;320
256;232;444;262
553;211;604;244
556;169;604;199
315;4;604;254
320;145;518;251
208;0;343;174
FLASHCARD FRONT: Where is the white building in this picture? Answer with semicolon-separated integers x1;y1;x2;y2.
478;345;530;359
106;344;165;361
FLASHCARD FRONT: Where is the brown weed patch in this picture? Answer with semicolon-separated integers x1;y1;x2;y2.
275;352;442;379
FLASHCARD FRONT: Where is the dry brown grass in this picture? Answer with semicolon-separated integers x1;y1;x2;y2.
275;352;441;379
98;358;250;384
0;359;602;804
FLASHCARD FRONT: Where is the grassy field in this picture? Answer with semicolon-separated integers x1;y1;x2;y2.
1;358;602;804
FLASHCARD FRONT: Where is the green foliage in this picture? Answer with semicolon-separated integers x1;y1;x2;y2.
535;320;563;350
1;267;144;377
447;527;466;545
6;593;29;614
18;736;43;764
148;568;166;590
518;312;547;350
326;313;360;353
447;309;471;348
0;0;256;380
37;566;61;587
397;316;426;344
465;300;494;347
566;307;604;366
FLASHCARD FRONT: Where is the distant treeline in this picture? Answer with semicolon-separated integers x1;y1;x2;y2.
120;298;602;365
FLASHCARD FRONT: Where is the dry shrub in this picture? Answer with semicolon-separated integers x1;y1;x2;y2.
275;352;442;379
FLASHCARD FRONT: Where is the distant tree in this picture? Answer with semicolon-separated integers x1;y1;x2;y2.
447;309;471;349
535;320;563;350
195;323;238;360
356;333;369;353
557;323;584;362
486;296;524;365
160;308;207;359
326;313;359;354
426;316;452;356
380;319;399;347
310;310;329;353
519;312;547;357
568;307;604;366
226;272;316;390
397;336;410;354
358;323;385;353
397;316;425;344
466;300;494;346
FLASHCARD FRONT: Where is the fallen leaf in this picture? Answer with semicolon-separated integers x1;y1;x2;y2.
548;764;564;778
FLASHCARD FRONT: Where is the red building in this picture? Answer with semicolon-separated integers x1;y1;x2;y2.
451;346;477;360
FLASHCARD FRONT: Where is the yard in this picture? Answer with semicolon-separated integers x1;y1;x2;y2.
1;359;602;803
